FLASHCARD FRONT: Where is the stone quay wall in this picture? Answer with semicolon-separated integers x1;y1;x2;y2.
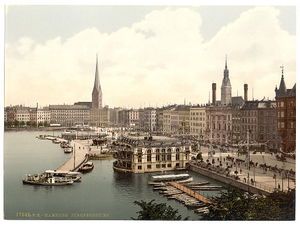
188;163;271;196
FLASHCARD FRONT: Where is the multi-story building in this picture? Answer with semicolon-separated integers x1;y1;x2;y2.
117;109;129;127
90;107;110;127
37;107;51;124
128;109;139;127
140;108;157;132
206;105;232;144
15;106;30;123
49;105;90;126
189;106;206;139
113;135;191;173
240;100;278;150
275;68;296;153
108;108;121;127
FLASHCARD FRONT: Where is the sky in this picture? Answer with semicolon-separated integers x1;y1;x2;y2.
4;5;296;108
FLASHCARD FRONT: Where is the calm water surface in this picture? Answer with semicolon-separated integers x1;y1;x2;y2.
4;131;225;220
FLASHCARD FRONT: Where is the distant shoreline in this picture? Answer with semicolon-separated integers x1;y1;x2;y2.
4;127;67;132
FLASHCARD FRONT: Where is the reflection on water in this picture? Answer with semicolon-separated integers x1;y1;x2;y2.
4;131;225;220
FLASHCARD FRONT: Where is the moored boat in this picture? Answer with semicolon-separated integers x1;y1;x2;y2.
44;170;81;182
78;161;94;173
64;147;73;153
150;174;193;183
22;174;74;186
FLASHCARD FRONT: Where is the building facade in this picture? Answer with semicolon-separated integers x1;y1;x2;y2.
189;106;206;139
49;105;90;126
275;69;296;153
113;135;191;173
206;105;232;144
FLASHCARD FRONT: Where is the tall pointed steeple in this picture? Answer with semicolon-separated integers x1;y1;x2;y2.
221;55;232;105
278;65;287;93
92;55;102;109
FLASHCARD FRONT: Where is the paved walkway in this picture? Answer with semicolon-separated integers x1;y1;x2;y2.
57;140;91;171
196;146;295;192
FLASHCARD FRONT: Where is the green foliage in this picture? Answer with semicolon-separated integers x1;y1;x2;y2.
202;188;295;220
196;152;203;161
13;120;20;127
132;199;188;220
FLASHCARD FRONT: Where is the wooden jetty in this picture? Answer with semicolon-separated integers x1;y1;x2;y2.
57;140;90;172
168;182;213;204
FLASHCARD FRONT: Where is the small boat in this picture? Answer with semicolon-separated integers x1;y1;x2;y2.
52;139;60;144
36;135;47;140
44;170;81;182
78;161;94;173
60;142;70;148
64;147;73;153
151;174;193;183
22;174;74;186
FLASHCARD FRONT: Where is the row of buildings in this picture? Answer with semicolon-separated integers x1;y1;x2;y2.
4;58;296;153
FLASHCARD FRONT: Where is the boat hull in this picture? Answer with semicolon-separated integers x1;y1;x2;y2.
22;180;73;186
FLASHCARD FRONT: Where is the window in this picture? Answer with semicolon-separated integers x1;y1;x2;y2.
176;148;180;152
147;155;151;162
147;149;151;154
138;165;142;170
176;153;179;160
175;163;180;168
147;165;152;169
167;164;172;168
162;164;166;168
156;164;160;168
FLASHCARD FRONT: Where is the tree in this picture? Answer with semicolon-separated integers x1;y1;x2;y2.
20;121;25;126
132;199;188;220
196;152;203;161
202;188;295;220
13;120;20;127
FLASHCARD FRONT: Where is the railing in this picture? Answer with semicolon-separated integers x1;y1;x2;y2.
189;162;273;194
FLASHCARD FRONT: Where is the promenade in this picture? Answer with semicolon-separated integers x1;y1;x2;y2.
193;145;295;192
57;139;92;171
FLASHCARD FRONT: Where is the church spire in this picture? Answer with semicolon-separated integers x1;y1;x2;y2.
225;54;228;70
92;54;102;109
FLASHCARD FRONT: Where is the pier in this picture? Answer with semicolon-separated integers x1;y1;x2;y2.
57;140;91;171
169;182;213;204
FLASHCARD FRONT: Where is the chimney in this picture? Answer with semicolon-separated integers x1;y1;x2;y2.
212;83;216;105
244;84;248;101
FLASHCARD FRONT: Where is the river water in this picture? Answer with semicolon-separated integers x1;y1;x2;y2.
4;131;225;220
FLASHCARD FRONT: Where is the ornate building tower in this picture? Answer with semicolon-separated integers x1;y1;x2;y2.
221;56;232;106
92;55;102;109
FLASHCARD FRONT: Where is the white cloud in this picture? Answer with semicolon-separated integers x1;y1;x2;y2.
5;6;296;108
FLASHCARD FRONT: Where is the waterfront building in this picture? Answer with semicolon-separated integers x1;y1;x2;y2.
92;55;102;109
221;57;232;106
275;68;296;153
90;107;110;127
37;107;51;124
189;106;206;139
113;135;192;173
49;105;90;126
240;100;278;150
